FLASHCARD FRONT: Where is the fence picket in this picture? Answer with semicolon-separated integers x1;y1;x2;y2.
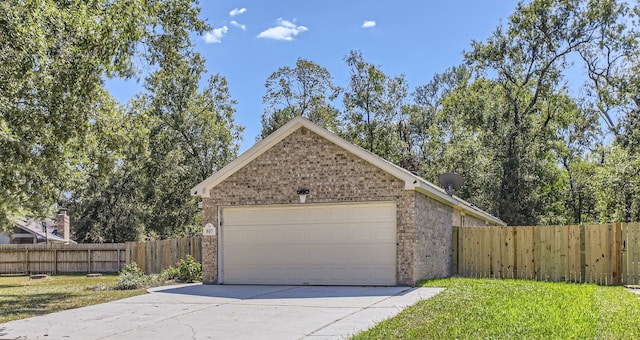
625;223;640;285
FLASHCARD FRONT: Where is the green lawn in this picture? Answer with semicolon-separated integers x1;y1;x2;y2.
353;278;640;339
0;274;146;324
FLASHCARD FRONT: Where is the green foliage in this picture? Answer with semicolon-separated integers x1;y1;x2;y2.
353;278;640;339
115;257;201;290
593;146;640;222
436;0;639;225
55;0;241;241
0;0;143;229
621;107;640;153
159;256;203;282
341;50;409;164
256;0;640;225
175;255;202;282
0;0;214;237
131;50;242;240
259;58;341;139
161;266;180;281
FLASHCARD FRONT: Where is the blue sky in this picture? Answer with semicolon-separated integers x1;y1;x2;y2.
107;1;520;152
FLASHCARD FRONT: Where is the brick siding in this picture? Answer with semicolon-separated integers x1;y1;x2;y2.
413;192;455;281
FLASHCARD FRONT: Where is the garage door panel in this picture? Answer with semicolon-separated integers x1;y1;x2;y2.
225;206;394;226
226;244;396;266
222;202;396;285
228;227;393;245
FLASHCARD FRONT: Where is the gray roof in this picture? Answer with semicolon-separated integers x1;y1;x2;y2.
14;217;75;243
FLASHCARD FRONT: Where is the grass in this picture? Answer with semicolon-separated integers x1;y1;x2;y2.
353;278;640;339
0;274;146;324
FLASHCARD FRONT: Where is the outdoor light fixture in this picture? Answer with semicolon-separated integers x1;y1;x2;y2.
297;188;310;203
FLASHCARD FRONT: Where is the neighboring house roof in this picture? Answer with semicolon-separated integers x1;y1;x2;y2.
192;116;506;226
13;217;76;244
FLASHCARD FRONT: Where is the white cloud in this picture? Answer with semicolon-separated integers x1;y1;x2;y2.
257;18;308;41
229;8;247;17
204;26;228;43
230;20;246;31
362;20;376;28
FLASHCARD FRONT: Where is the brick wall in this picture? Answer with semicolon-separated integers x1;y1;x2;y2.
201;127;416;285
465;213;491;226
413;192;455;281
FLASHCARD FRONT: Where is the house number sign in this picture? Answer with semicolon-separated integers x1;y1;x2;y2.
203;223;216;236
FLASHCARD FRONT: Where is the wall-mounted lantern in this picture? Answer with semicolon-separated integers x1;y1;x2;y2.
297;188;310;203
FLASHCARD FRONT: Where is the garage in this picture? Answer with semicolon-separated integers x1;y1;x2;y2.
220;202;397;285
193;116;504;285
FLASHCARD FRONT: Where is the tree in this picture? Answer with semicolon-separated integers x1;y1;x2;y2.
53;0;241;241
619;87;640;152
66;56;242;242
0;0;151;229
592;146;640;222
407;66;474;178
341;50;409;163
0;0;211;232
578;1;640;137
137;51;243;239
550;97;601;224
460;0;637;225
259;58;340;139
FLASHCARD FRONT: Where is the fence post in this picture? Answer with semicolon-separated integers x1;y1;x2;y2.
53;249;58;275
512;227;518;279
614;222;623;285
579;224;586;283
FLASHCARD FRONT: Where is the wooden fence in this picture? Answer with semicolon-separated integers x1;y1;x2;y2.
0;236;202;275
0;243;126;274
453;223;640;285
125;236;202;274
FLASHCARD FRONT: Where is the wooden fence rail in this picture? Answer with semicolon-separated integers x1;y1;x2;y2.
0;236;202;275
453;222;640;285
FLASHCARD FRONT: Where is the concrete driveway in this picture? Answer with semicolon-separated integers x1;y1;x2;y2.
0;284;443;340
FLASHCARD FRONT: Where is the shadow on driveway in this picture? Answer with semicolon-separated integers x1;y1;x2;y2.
149;283;420;300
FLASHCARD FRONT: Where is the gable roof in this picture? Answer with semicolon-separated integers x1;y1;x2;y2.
10;217;75;244
192;116;505;226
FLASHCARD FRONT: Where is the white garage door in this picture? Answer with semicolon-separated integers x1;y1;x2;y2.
220;202;396;285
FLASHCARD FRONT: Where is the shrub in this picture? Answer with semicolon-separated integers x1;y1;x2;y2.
114;257;202;290
161;266;180;280
175;255;202;282
115;262;147;290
